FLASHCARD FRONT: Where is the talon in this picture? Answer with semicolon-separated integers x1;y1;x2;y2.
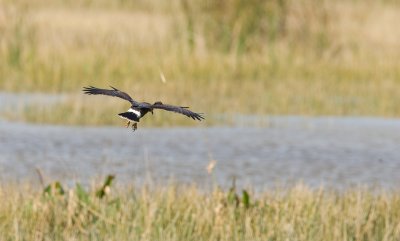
132;123;137;132
125;121;130;128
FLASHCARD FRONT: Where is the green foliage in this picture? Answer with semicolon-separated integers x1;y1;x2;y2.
227;186;240;207
76;183;90;204
182;0;294;53
96;175;115;199
242;190;250;208
43;175;115;202
226;177;252;209
43;181;65;196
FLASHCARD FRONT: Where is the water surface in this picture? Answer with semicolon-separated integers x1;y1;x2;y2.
1;117;399;190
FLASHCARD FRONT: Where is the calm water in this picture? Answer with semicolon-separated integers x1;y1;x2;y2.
1;92;400;190
0;92;66;111
1;116;400;190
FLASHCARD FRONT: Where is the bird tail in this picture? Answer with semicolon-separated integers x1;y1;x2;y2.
118;112;140;122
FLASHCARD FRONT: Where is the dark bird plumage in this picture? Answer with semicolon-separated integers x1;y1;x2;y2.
83;86;139;105
82;86;204;131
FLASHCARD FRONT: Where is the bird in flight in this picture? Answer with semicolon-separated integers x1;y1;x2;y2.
82;86;204;131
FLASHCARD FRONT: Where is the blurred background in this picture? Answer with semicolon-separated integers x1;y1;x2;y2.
0;0;400;189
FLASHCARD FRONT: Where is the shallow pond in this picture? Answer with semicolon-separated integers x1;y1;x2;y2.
1;116;399;190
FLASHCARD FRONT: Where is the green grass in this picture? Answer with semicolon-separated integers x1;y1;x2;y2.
1;0;400;125
1;182;400;240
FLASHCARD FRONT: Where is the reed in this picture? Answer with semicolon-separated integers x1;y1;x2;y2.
0;182;399;240
1;0;399;123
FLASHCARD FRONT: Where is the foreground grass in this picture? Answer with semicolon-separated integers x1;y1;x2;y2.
1;0;400;124
0;183;400;240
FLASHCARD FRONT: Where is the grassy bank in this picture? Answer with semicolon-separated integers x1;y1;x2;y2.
1;0;400;125
0;183;399;240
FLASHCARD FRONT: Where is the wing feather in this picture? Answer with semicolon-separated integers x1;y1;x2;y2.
82;86;138;105
151;103;204;121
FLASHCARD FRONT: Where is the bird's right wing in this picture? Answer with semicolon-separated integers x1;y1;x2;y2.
82;86;139;105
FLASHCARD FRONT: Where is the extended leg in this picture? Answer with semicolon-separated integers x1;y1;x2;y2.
132;122;137;132
125;121;130;128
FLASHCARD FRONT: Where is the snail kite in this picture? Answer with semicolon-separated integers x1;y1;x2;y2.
83;86;204;131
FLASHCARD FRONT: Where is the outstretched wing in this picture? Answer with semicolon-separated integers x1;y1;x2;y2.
82;86;138;105
149;102;204;121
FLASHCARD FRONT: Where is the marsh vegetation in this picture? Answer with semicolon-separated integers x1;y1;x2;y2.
1;0;400;125
1;181;400;240
1;2;400;239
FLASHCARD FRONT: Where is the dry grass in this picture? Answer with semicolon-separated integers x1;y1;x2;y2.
1;0;400;125
0;183;399;240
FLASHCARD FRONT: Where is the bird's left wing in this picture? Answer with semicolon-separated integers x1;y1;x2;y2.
82;86;139;105
149;102;204;121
